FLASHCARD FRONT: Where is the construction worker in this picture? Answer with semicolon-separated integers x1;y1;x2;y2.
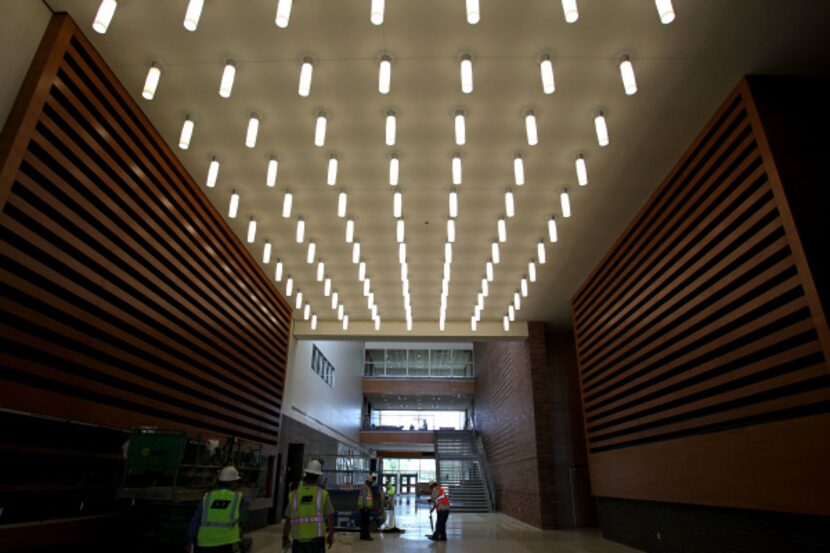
186;466;248;553
385;480;397;530
426;480;450;541
357;476;374;541
282;459;335;552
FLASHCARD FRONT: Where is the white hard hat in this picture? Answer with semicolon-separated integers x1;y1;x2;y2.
370;472;377;480
304;459;323;475
218;466;241;482
428;480;437;486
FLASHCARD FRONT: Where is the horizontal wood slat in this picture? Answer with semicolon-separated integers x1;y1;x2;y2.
571;79;830;515
0;15;291;447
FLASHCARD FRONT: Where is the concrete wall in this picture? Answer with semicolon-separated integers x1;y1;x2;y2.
282;337;365;444
0;0;51;129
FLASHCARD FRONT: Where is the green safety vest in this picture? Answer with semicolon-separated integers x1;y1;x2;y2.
289;484;329;541
197;488;242;547
387;486;395;497
358;485;374;508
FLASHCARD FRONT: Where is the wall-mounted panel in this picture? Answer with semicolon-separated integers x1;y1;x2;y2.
0;15;292;447
571;77;830;516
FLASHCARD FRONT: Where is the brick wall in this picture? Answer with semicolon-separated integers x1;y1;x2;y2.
598;497;830;553
474;323;586;529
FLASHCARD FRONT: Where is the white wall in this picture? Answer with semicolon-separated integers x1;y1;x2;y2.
282;337;365;444
0;0;51;129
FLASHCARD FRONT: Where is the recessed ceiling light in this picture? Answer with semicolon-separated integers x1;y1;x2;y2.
219;60;236;98
486;261;494;282
537;241;546;264
275;260;284;282
503;314;510;331
655;0;676;24
540;54;555;94
452;153;462;185
245;114;260;148
92;0;117;34
470;316;477;331
396;219;405;243
262;240;272;263
306;241;316;264
316;261;325;282
205;157;219;188
521;277;529;297
492;241;500;264
263;156;278;188
389;154;400;186
295;218;305;243
481;278;489;297
275;0;292;28
282;190;293;218
449;190;458;218
460;54;473;94
315;112;327;147
346;218;355;243
299;57;313;97
303;303;311;321
445;242;453;263
466;0;480;24
575;154;588;186
561;0;578;23
338;304;344;320
514;291;521;310
179;115;194;150
327;154;338;186
311;314;318;330
364;279;371;297
594;111;609;147
454;110;466;146
338;190;348;218
399;242;406;263
379;54;392;94
513;154;525;186
359;261;366;281
528;260;537;282
548;216;558;243
497;217;507;243
142;62;161;100
370;0;385;25
332;291;339;310
324;278;332;297
619;55;638;95
228;190;239;218
343;314;349;330
561;189;572;218
295;290;303;309
352;242;361;264
525;110;538;146
508;304;515;321
505;189;515;218
447;219;456;243
385;111;397;146
393;190;403;218
286;276;293;296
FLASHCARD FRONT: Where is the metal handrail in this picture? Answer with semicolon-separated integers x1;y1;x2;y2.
475;434;496;511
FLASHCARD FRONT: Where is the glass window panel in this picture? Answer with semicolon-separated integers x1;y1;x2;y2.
408;349;429;377
386;349;408;376
430;350;452;377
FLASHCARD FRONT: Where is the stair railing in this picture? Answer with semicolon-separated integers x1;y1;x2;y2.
475;434;496;511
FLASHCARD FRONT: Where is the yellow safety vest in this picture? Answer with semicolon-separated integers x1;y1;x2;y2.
196;488;242;547
289;484;329;541
358;485;374;508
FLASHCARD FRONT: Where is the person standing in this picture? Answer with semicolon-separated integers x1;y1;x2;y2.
385;480;397;530
427;480;450;541
282;460;335;553
186;466;248;553
357;476;374;541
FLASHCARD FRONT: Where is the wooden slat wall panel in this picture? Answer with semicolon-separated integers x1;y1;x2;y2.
0;14;291;448
571;78;830;515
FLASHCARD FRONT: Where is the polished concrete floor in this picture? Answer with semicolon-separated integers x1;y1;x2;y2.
251;495;638;553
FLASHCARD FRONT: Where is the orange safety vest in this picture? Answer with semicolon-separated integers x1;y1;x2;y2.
434;485;450;508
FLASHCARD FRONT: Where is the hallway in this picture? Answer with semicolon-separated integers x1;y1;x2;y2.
252;496;637;553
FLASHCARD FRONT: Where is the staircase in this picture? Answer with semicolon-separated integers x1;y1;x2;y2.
434;430;493;513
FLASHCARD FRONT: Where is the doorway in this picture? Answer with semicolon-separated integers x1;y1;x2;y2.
399;473;418;494
282;443;305;514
